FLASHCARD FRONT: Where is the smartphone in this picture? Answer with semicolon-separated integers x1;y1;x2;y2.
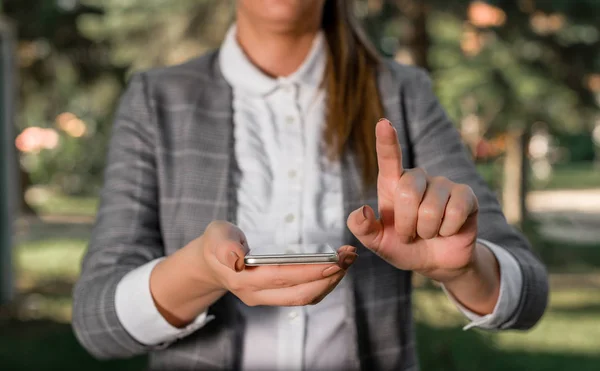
244;243;338;266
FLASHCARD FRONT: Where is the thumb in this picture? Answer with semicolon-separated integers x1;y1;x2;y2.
205;221;249;272
347;205;383;253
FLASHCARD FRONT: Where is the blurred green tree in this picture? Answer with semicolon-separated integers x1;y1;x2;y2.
362;0;600;225
3;0;599;222
4;0;119;211
78;0;230;72
3;0;230;206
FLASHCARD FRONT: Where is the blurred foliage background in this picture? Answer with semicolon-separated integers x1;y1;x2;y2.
1;0;600;370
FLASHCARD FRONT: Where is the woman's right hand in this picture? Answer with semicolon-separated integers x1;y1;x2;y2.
199;221;358;307
150;221;358;328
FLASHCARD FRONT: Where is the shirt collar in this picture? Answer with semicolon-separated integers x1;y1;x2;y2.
219;25;327;96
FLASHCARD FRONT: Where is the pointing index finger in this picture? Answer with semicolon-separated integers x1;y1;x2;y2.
376;118;404;180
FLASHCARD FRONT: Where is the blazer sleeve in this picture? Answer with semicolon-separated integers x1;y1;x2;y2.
72;72;166;359
403;67;549;330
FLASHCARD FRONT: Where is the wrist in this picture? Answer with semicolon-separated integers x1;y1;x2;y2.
442;241;484;285
179;237;226;296
442;242;501;315
149;240;226;328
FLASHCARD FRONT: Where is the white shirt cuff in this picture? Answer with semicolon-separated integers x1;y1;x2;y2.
115;258;214;346
442;239;523;330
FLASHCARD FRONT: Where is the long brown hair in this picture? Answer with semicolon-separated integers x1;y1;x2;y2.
322;0;383;187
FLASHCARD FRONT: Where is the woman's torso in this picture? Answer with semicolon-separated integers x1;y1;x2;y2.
146;50;417;370
221;27;356;370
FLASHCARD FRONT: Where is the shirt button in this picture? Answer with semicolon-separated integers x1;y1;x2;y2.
288;170;297;179
288;311;298;320
284;213;295;223
285;116;295;124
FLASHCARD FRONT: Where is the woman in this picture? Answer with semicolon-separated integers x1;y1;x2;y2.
72;0;548;370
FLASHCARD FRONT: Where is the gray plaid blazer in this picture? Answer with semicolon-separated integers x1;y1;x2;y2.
72;51;548;371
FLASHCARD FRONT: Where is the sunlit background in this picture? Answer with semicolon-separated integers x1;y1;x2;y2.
1;0;599;370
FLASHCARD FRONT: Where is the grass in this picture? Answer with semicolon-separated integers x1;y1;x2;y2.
476;161;600;191
538;241;600;273
414;289;600;371
2;283;599;371
2;237;147;370
25;188;98;217
0;320;146;371
12;238;87;324
4;182;600;370
544;163;600;190
16;239;86;283
2;235;600;370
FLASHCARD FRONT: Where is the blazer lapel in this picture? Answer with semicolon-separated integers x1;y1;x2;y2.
183;52;240;370
341;63;412;370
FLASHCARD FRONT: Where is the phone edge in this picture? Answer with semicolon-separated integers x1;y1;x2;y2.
244;254;338;266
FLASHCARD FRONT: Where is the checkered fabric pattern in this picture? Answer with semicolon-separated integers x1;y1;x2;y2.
72;52;548;371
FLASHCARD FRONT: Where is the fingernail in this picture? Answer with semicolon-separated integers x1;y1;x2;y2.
345;245;357;254
227;251;240;272
361;206;368;220
378;118;387;122
337;245;356;255
342;253;358;269
235;254;245;272
322;264;342;277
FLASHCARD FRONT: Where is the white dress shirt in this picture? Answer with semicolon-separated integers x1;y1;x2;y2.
114;25;523;370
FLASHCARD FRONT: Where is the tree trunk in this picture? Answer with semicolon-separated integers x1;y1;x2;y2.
502;129;529;226
19;167;35;215
398;0;431;70
1;18;16;304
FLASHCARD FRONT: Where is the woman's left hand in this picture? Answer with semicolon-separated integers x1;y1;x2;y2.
347;119;484;284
